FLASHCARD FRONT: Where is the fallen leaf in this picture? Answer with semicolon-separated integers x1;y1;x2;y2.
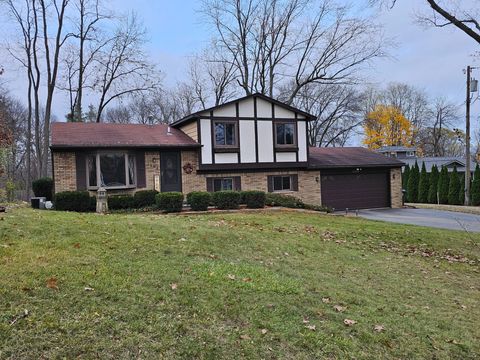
260;328;268;334
239;334;251;340
305;324;316;331
170;283;178;290
374;324;385;332
46;277;58;290
461;305;467;310
302;318;310;324
242;277;252;282
227;274;236;280
84;286;94;291
333;305;346;312
344;319;357;326
322;297;331;303
73;243;80;248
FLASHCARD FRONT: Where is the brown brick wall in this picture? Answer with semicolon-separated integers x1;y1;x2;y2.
53;152;77;193
181;150;321;205
390;167;403;208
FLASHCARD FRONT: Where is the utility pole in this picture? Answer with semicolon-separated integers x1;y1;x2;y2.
466;65;471;206
465;66;478;206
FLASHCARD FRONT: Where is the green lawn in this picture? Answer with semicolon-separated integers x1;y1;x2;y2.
0;207;479;359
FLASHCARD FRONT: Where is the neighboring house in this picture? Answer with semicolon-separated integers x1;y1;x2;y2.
377;146;417;159
376;146;475;174
51;93;404;210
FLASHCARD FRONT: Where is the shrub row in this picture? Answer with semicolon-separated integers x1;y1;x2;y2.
404;162;480;205
55;191;95;212
32;177;54;201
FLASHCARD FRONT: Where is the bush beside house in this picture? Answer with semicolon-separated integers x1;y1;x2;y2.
55;191;95;212
187;192;211;211
32;177;54;201
155;192;184;212
448;167;461;205
418;163;429;204
427;165;439;204
472;165;480;206
407;162;419;203
212;191;241;210
134;190;158;208
437;166;450;204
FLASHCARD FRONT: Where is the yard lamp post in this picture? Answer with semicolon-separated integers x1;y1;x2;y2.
465;66;478;206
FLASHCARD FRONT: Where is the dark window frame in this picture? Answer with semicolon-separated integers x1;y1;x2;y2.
213;120;239;149
272;175;293;192
274;121;297;148
213;177;234;192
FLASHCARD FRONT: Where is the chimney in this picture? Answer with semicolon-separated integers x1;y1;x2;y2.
167;126;172;135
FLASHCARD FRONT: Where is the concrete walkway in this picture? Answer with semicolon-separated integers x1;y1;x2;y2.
358;208;480;233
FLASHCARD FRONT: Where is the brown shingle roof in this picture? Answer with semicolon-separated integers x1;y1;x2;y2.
308;147;404;168
51;122;200;149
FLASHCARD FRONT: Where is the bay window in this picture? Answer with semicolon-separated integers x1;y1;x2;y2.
87;152;136;189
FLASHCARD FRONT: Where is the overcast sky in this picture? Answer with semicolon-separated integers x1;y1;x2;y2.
1;0;479;131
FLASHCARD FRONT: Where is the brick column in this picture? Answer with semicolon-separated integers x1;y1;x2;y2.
390;167;403;208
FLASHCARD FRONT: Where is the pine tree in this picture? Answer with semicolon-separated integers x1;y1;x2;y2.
471;164;480;205
418;162;429;203
427;165;439;204
448;166;461;205
438;166;450;204
402;165;410;195
458;173;465;205
407;162;419;203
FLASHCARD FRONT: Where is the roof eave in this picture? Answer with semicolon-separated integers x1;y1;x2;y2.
50;143;201;150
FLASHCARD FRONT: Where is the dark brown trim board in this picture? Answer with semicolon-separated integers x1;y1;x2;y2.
254;97;259;163
198;161;309;173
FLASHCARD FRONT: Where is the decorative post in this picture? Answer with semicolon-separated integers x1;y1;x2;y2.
96;187;108;214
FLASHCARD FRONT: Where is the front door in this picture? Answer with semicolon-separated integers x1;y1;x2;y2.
160;152;182;192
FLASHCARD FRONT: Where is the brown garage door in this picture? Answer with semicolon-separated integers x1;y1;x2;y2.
321;170;390;210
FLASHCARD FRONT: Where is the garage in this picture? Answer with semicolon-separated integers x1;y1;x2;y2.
321;170;390;210
308;147;404;210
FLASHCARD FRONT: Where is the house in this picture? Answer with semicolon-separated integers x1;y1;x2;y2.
377;146;417;159
376;146;475;174
51;93;404;210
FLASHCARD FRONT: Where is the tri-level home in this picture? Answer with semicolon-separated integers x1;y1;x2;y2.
51;93;404;210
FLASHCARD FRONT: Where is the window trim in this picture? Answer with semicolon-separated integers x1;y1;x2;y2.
213;120;239;149
272;175;293;192
274;121;297;148
213;177;234;192
86;151;136;190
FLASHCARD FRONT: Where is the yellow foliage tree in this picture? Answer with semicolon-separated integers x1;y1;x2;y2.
363;105;414;149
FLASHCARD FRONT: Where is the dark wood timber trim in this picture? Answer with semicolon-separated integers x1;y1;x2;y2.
198;161;309;173
195;115;306;121
210;110;215;164
197;119;202;166
272;102;276;162
213;147;240;153
236;102;241;163
295;113;299;162
254;97;259;163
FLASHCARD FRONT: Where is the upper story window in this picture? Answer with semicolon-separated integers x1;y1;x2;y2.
87;152;136;189
275;122;296;147
214;121;237;147
407;151;415;157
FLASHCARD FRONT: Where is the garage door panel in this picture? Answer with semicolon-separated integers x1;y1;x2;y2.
321;171;390;210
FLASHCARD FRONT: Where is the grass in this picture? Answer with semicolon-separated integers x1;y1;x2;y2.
0;207;479;359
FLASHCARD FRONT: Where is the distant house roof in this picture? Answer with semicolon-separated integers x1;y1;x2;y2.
50;122;200;149
377;146;416;153
308;147;404;169
171;93;317;127
402;157;476;172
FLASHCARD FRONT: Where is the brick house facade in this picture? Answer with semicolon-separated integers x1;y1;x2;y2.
51;94;403;210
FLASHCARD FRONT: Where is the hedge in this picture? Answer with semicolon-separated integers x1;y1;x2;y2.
265;193;304;208
407;162;419;203
243;190;266;209
108;195;135;210
186;192;211;211
32;177;54;201
134;190;158;208
427;165;439;204
156;192;184;212
55;191;94;212
437;166;450;204
418;163;429;203
212;191;241;210
472;165;480;205
448;166;461;205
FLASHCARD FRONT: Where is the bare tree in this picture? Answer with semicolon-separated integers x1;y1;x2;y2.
91;14;161;122
290;83;363;146
376;0;480;44
104;104;132;124
202;0;386;104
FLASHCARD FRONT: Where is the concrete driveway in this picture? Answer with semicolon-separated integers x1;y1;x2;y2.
358;208;480;233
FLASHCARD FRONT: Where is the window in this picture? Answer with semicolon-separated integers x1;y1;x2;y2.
268;174;298;192
275;122;296;146
214;121;237;147
273;175;292;191
407;151;415;157
87;152;136;189
207;176;241;192
213;178;233;192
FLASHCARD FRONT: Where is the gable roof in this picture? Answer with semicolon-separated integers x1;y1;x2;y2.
377;146;416;153
171;93;316;127
308;147;404;169
402;157;475;172
50;122;200;149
